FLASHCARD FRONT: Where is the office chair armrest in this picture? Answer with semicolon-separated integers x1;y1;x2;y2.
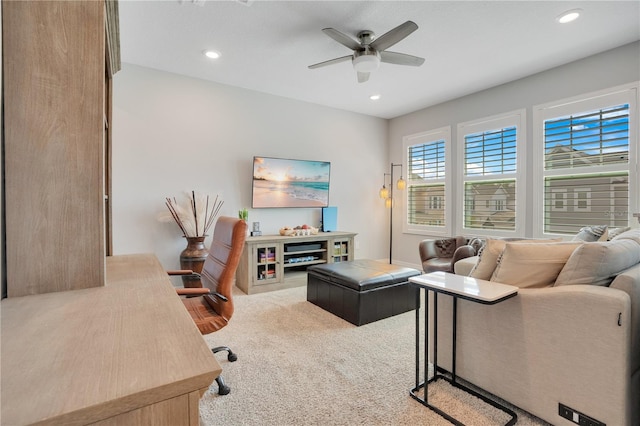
175;288;229;302
211;292;228;302
176;287;210;296
167;269;199;276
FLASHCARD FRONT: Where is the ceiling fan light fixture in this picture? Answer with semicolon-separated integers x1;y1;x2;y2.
353;53;380;73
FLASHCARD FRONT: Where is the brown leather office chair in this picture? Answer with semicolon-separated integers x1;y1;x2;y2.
418;236;475;273
169;216;247;395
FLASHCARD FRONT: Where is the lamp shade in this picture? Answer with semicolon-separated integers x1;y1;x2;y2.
385;197;394;209
352;53;380;73
396;177;406;190
379;186;389;199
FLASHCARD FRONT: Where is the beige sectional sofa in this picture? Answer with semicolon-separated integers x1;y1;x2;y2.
435;229;640;426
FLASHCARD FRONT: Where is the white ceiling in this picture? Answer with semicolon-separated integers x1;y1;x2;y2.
118;1;640;119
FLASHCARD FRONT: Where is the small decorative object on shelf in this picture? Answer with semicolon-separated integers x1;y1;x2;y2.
162;191;224;287
279;224;319;236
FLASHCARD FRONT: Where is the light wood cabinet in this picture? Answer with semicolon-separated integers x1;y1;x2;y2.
3;0;120;297
236;231;357;294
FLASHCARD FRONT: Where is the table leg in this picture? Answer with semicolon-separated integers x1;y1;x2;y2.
410;287;518;426
452;296;457;382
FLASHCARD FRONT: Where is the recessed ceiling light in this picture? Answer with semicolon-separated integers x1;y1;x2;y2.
556;9;582;24
203;50;221;59
370;94;381;101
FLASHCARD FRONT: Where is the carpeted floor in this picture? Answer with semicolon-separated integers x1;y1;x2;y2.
199;286;550;425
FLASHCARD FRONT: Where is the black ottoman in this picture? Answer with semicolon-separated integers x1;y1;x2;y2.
307;259;421;326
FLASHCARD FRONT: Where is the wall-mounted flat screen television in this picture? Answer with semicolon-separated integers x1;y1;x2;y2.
252;156;330;208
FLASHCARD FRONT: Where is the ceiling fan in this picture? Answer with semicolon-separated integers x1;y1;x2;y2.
308;21;425;83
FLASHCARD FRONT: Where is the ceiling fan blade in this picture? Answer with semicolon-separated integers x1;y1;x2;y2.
357;72;370;83
370;21;418;52
308;55;352;69
322;28;361;51
380;51;425;67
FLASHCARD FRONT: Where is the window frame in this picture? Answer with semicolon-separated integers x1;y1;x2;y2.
456;109;526;237
402;126;452;237
532;83;638;238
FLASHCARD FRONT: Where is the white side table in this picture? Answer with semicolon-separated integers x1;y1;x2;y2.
409;271;519;426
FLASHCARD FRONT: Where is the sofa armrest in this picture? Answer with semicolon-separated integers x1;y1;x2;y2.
434;284;632;425
610;263;640;425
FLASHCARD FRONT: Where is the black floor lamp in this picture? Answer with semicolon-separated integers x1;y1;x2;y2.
379;163;405;264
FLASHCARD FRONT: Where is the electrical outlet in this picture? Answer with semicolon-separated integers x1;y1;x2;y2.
558;403;606;426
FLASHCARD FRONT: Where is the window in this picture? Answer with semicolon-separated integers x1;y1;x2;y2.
429;195;443;210
534;84;637;235
574;188;591;211
457;110;525;235
551;189;567;212
403;127;452;236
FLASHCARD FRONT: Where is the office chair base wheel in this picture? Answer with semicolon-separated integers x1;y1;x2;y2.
216;376;231;395
213;346;238;362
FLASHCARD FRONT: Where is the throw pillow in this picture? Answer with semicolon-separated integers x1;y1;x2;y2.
607;226;631;240
469;238;512;280
469;238;560;280
572;225;608;242
490;242;583;288
555;239;640;287
468;238;485;255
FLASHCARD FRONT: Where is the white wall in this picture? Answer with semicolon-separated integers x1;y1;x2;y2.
112;64;389;272
389;41;640;269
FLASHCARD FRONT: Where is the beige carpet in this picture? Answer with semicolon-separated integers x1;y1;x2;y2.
199;286;550;426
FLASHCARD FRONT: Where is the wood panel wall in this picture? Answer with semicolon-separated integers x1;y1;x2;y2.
3;1;106;296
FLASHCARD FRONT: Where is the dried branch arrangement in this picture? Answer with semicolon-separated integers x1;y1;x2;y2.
165;191;223;237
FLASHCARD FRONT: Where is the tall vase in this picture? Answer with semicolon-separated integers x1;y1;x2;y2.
180;236;209;288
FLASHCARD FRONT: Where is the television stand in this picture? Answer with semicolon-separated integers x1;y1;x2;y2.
235;231;356;294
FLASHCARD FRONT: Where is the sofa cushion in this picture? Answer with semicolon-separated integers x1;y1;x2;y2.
572;224;609;242
555;239;640;287
608;226;631;240
611;227;640;244
469;238;560;280
490;242;583;288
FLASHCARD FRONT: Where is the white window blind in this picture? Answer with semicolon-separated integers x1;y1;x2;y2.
458;110;524;235
403;127;451;236
541;101;631;234
408;141;445;226
465;127;517;176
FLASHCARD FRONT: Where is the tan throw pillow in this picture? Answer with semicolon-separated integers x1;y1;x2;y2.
469;238;560;280
555;239;640;286
469;238;509;280
490;242;583;288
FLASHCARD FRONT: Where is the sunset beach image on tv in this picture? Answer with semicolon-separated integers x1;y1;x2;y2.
252;156;330;208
